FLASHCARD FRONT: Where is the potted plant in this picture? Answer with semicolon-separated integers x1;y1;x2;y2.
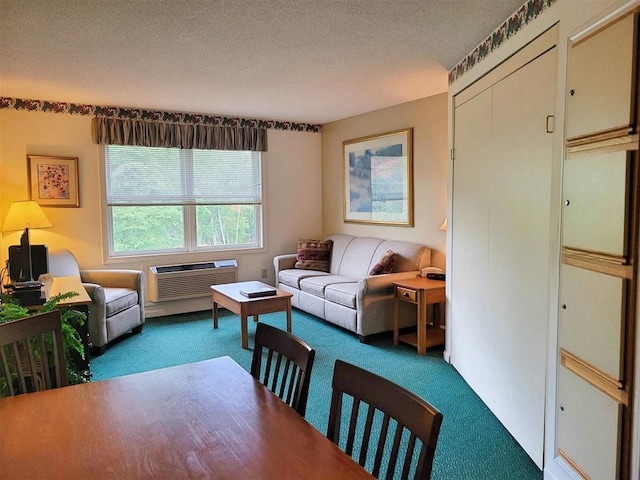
0;291;88;388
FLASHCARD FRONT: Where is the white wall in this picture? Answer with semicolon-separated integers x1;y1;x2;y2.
0;109;322;315
321;94;448;270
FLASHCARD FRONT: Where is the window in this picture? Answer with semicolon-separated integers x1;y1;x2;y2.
103;145;263;256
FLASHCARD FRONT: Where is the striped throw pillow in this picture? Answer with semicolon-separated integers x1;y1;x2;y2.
295;239;333;272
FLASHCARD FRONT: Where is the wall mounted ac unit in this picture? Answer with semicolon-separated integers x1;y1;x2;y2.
148;260;238;302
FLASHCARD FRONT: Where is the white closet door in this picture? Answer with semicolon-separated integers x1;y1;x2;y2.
566;13;635;140
450;87;491;377
557;367;620;480
451;41;557;467
560;264;624;380
562;151;628;256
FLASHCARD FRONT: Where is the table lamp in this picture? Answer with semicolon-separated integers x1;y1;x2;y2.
2;200;52;285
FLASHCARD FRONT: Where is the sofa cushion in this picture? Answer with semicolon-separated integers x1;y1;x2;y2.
325;282;358;309
336;236;385;278
299;275;353;298
369;249;397;275
104;288;139;317
371;240;430;273
279;269;329;289
325;233;355;274
295;239;333;272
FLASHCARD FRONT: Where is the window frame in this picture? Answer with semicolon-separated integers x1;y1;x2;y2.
99;145;265;261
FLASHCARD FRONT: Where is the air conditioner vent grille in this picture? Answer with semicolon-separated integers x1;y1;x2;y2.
148;260;237;302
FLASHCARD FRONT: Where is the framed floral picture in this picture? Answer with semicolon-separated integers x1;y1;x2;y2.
27;155;80;207
343;128;413;226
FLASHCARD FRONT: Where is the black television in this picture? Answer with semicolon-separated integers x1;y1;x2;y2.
8;244;49;284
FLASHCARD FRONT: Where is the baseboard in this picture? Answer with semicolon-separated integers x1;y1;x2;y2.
145;296;211;318
544;457;583;480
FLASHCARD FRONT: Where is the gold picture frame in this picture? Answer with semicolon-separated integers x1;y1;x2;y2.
27;155;80;207
343;128;413;226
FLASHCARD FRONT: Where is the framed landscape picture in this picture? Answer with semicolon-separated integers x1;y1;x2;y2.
27;155;80;207
343;128;413;226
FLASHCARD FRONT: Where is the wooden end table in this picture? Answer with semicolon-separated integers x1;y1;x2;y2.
211;281;293;349
393;277;446;355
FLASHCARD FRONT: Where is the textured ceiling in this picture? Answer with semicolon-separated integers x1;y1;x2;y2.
1;0;525;124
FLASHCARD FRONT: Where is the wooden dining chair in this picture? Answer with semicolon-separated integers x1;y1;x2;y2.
250;322;316;416
327;359;443;480
0;310;68;396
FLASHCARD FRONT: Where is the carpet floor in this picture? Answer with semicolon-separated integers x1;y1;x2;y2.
91;308;542;480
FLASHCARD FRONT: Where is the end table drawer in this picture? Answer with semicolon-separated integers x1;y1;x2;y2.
397;287;417;302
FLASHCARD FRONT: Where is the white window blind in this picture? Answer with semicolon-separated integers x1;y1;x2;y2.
102;144;263;256
105;145;262;206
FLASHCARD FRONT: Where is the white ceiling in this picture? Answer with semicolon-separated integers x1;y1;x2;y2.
1;0;525;125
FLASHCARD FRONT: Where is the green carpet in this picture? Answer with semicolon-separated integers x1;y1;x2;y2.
91;309;542;480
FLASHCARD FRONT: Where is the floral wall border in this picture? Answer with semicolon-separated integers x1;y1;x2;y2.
0;97;322;133
448;0;556;84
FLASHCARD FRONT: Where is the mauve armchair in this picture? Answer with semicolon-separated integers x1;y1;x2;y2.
48;249;145;355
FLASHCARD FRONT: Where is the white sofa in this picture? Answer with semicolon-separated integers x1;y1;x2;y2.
273;233;431;342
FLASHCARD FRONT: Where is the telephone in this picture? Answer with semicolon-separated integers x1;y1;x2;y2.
420;267;445;281
426;272;446;281
420;267;441;277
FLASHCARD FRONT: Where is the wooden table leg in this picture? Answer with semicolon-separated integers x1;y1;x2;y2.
393;286;399;346
212;300;219;329
241;314;249;349
417;290;427;356
286;300;292;333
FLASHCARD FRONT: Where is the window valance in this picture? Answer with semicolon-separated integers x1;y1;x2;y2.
92;117;268;152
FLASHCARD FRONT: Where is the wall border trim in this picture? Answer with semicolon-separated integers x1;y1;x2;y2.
0;97;322;133
448;0;557;84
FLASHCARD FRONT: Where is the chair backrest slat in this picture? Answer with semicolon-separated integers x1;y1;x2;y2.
36;334;52;390
327;359;443;480
386;422;405;479
0;311;68;397
12;342;30;393
359;406;376;466
288;367;303;406
373;414;392;478
275;355;289;399
282;360;296;404
250;323;315;416
402;434;419;480
0;348;15;396
271;351;282;391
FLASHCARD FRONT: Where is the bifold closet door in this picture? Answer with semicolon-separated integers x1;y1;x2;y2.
451;30;557;467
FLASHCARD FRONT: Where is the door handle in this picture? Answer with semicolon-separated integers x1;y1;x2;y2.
546;115;554;133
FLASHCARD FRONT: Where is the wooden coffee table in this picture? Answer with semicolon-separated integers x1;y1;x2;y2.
211;281;293;349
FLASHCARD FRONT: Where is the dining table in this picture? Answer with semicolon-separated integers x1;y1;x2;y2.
0;356;373;479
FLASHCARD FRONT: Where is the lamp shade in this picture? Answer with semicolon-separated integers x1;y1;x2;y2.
439;218;448;231
2;201;53;232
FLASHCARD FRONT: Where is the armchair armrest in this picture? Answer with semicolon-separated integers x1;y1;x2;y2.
80;269;145;292
81;282;105;306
